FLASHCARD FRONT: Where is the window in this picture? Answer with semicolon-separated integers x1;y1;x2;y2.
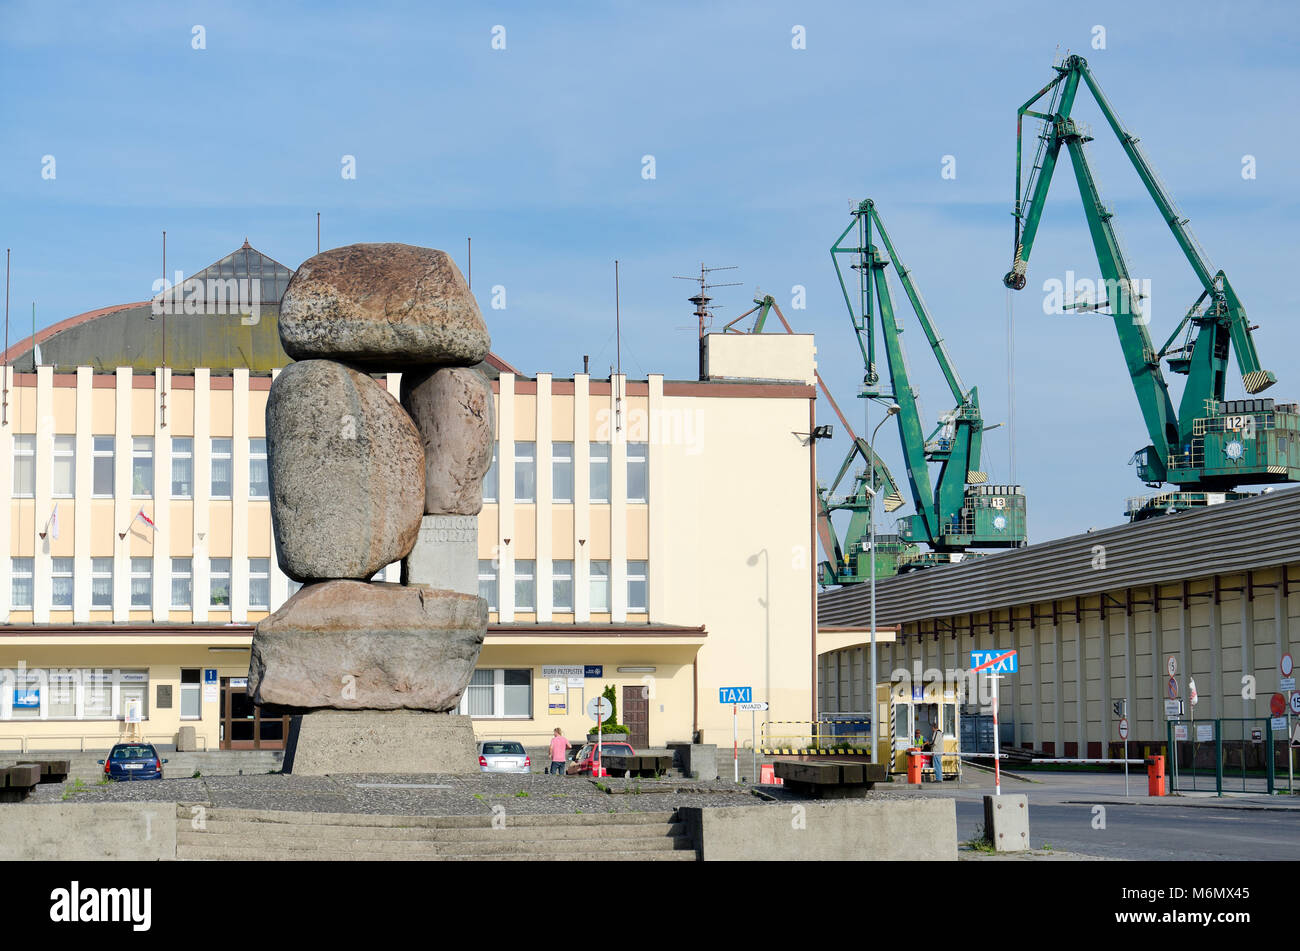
211;438;233;498
10;668;41;720
180;668;201;719
627;559;648;614
10;557;33;609
589;559;610;613
286;578;304;599
589;441;610;503
459;668;533;719
514;559;536;612
552;442;574;503
210;558;231;608
249;558;270;610
514;441;536;503
12;435;35;497
91;558;113;609
52;435;75;497
51;557;73;610
249;438;269;499
130;558;152;608
171;437;193;498
84;675;112;719
482;443;498;502
478;559;498;612
48;671;76;718
171;558;192;609
627;441;648;502
92;436;114;497
131;437;154;497
116;672;148;721
552;559;574;612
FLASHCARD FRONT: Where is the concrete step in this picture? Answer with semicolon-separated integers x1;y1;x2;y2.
176;829;689;856
176;843;698;861
182;817;687;842
176;805;678;828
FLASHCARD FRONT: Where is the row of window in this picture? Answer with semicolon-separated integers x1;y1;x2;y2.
8;556;299;611
477;559;647;614
11;436;268;500
2;668;151;721
483;441;648;505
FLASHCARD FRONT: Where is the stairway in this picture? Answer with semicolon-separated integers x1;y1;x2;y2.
175;806;699;861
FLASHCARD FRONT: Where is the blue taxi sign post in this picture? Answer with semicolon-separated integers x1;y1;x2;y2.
971;650;1018;796
720;688;752;782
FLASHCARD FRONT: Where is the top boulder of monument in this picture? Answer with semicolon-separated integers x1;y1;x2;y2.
279;243;490;369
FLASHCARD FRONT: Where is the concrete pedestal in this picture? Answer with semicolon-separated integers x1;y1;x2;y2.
283;710;479;775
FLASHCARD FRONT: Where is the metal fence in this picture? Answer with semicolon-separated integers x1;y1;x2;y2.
1167;718;1276;795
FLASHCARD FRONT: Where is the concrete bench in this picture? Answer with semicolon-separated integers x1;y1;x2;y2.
0;764;42;802
601;753;674;778
16;760;71;784
774;759;888;799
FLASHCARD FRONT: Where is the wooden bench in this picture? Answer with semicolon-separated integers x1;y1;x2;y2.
774;759;888;799
0;764;42;802
601;753;674;778
16;760;71;784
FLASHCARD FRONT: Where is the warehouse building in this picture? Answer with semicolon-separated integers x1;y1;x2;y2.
818;489;1299;761
0;242;820;754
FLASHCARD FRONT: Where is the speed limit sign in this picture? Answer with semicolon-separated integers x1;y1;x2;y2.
1290;693;1300;717
1118;717;1129;740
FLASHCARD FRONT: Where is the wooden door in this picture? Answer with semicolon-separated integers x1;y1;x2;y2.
622;686;650;749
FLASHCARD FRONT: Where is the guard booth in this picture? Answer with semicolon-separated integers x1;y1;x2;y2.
876;679;960;779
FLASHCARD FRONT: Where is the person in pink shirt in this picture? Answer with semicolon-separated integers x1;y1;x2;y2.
548;728;571;775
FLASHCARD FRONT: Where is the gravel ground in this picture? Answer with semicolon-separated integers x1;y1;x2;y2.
26;771;800;816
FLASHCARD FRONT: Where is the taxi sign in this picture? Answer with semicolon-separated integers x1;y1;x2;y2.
718;687;752;704
970;649;1018;673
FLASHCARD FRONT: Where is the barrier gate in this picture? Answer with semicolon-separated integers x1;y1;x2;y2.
1167;718;1276;795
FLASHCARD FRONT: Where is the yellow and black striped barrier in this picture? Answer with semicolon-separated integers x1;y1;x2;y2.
760;747;872;756
759;720;873;757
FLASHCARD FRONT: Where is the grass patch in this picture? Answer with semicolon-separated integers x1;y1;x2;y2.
192;770;202;778
61;778;86;801
514;790;529;798
963;823;996;854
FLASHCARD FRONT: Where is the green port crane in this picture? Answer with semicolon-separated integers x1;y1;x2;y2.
1004;54;1300;519
824;199;1027;579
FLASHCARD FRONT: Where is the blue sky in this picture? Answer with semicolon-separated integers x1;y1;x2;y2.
3;0;1298;545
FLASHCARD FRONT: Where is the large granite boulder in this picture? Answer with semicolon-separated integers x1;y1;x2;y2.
268;359;424;581
401;366;495;515
249;580;487;711
279;243;490;369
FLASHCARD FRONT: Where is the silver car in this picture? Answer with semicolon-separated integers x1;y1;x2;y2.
478;740;531;774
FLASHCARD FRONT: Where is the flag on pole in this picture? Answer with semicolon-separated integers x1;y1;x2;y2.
47;502;59;540
134;508;158;533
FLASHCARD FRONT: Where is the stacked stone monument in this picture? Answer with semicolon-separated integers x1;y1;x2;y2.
247;243;495;774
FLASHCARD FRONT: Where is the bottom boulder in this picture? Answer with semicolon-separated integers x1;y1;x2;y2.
249;580;486;711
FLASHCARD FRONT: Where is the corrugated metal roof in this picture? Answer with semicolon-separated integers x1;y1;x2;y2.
818;486;1300;627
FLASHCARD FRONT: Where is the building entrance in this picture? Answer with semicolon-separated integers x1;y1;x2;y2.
219;678;289;750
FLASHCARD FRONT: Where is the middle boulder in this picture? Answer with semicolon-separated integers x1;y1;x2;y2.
268;359;425;582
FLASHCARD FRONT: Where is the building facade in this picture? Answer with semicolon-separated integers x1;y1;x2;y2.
0;244;820;754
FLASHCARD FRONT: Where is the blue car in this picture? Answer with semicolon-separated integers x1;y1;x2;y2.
98;743;167;781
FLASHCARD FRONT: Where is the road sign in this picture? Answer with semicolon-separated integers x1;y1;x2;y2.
586;697;612;721
1174;724;1189;741
1167;676;1178;699
1283;653;1294;678
971;649;1018;673
1196;723;1213;742
718;686;751;704
1292;723;1300;748
1291;693;1300;716
1167;656;1177;677
1270;693;1287;717
737;701;768;712
1118;718;1129;740
1272;716;1288;732
1164;699;1183;718
1282;678;1297;692
1251;729;1263;742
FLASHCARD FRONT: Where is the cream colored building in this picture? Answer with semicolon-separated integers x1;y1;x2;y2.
0;244;821;755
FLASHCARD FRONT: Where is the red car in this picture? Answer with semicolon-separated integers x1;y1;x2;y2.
566;741;634;776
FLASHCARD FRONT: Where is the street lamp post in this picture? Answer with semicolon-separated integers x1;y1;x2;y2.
868;404;900;767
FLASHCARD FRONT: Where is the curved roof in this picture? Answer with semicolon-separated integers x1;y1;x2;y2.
1;242;519;377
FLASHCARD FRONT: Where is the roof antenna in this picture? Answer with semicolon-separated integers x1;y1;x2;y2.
614;259;622;433
316;212;321;254
674;262;740;378
2;248;9;425
467;237;472;290
160;230;168;428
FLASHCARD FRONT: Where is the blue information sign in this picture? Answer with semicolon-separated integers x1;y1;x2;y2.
970;650;1019;673
584;665;603;678
204;668;218;685
718;687;752;704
